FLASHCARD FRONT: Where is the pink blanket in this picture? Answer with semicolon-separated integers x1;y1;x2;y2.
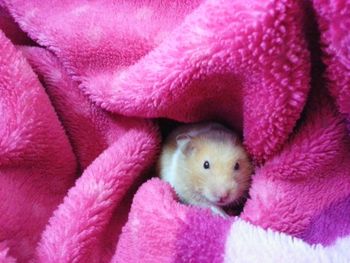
0;0;349;262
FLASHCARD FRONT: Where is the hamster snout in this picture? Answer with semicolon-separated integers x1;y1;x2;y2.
158;122;253;217
204;184;237;206
187;137;252;207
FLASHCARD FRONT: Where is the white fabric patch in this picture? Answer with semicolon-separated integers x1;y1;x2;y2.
223;219;350;263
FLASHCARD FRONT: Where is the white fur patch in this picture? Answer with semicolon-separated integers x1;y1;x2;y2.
162;147;182;188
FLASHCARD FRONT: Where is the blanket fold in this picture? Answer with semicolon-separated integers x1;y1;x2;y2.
116;179;350;263
3;0;311;162
0;0;349;262
0;30;77;261
18;45;160;262
242;89;350;243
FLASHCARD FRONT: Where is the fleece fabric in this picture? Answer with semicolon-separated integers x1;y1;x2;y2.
0;0;349;262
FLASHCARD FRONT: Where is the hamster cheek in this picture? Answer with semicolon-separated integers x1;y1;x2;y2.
228;183;240;200
188;173;204;193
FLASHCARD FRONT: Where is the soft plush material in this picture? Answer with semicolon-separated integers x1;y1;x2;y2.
0;0;349;262
116;179;350;263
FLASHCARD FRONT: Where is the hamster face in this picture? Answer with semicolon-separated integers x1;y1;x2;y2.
179;133;252;207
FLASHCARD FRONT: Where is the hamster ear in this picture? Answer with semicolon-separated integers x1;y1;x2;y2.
176;134;194;154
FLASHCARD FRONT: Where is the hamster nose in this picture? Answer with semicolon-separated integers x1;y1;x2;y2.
218;192;230;203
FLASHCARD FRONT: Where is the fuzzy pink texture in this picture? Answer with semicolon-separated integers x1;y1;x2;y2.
3;0;310;163
0;242;16;263
0;0;349;262
116;179;350;262
0;4;32;45
17;47;160;262
1;20;159;263
242;90;350;239
312;0;350;118
0;30;77;262
114;179;234;263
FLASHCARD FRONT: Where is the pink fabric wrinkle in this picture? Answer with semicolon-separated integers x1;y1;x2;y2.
0;0;349;261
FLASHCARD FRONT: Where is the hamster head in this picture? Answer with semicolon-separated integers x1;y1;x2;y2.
176;130;252;207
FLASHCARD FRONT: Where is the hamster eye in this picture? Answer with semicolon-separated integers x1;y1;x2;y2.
203;161;210;169
234;162;240;171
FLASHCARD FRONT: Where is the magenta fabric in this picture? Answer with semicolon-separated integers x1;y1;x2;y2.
0;0;349;262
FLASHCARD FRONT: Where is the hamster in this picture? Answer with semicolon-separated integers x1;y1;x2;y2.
158;122;252;217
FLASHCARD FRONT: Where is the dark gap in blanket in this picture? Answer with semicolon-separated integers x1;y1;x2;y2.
157;118;183;140
290;0;327;136
103;165;156;254
34;75;83;176
157;118;242;140
0;6;37;46
223;196;246;217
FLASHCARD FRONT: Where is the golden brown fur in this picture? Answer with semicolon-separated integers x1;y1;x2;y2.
158;122;252;215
